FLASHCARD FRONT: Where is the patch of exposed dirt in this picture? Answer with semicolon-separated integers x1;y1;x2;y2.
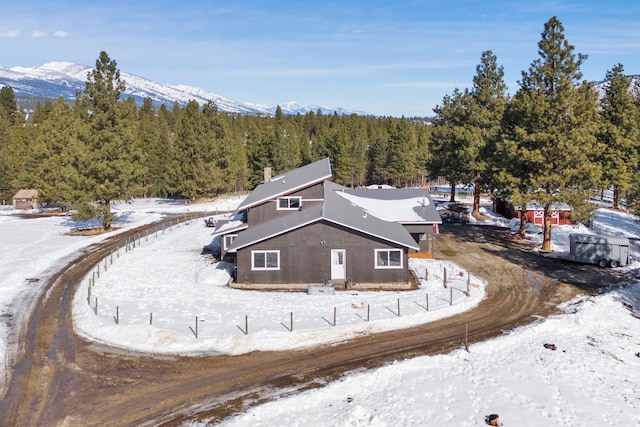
0;221;626;426
65;226;121;236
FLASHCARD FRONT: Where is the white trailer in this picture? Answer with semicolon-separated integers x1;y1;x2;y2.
568;233;630;268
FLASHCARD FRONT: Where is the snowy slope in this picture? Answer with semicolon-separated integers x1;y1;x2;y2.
1;61;270;114
250;101;370;116
0;61;364;115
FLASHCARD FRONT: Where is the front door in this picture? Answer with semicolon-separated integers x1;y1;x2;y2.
330;249;346;282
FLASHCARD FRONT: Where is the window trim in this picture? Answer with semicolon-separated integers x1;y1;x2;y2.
223;234;238;251
277;196;302;210
374;248;403;269
251;250;280;270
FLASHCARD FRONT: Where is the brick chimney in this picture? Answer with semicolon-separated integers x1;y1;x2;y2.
264;165;272;182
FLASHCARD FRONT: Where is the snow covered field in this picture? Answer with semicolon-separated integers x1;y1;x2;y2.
1;197;640;426
71;217;486;355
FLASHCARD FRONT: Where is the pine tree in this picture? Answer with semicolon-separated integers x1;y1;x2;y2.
387;117;420;187
597;63;640;209
30;98;83;206
506;17;600;251
77;51;143;229
0;86;19;126
171;100;221;200
429;89;474;202
468;50;508;218
367;119;392;185
269;106;302;174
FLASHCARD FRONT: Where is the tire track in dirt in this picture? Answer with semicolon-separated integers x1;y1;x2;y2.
0;222;623;426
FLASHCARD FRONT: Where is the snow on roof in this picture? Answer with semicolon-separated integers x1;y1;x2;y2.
210;219;247;237
335;188;441;224
228;186;421;252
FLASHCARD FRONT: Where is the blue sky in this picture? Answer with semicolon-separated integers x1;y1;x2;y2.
2;1;640;116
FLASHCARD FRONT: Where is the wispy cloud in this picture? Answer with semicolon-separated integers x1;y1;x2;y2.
53;31;69;38
1;30;19;38
384;82;473;89
31;31;47;38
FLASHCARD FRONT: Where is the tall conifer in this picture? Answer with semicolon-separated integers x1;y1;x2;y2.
597;64;640;209
507;17;600;251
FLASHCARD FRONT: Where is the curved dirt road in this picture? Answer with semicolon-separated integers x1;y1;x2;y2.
0;222;627;426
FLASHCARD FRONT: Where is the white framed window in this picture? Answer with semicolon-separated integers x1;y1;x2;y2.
277;196;301;210
374;249;403;269
251;250;280;270
223;234;238;250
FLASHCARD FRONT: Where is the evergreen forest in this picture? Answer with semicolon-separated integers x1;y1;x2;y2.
1;17;640;250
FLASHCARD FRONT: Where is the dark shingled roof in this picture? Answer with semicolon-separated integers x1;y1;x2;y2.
237;158;332;211
227;181;419;253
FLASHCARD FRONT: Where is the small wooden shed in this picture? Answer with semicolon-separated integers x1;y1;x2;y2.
12;189;39;210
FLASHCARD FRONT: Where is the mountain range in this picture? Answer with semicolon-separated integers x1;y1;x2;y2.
0;61;367;116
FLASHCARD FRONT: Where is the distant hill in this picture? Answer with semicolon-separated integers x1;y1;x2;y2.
0;61;366;116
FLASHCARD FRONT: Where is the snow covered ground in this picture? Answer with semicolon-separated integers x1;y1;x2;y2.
71;216;486;355
1;197;640;426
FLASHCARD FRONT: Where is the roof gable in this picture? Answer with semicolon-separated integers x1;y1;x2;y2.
228;181;420;252
237;158;332;210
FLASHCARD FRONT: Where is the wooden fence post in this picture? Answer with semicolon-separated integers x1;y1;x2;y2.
116;306;119;324
426;293;429;311
195;316;198;338
333;307;337;326
465;323;469;352
150;312;153;325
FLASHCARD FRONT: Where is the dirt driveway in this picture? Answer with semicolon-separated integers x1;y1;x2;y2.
0;222;628;426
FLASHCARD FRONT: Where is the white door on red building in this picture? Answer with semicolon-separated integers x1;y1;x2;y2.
533;210;544;225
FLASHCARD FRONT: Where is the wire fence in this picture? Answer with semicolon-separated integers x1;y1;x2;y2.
80;219;484;340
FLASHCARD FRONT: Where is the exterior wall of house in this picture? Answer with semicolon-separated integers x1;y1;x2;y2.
234;221;409;286
247;182;325;226
403;224;435;255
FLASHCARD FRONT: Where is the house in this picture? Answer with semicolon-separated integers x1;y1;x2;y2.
334;187;441;257
493;198;572;226
214;158;442;291
12;189;39;210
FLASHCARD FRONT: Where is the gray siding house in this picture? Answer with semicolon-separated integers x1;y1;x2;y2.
216;158;441;291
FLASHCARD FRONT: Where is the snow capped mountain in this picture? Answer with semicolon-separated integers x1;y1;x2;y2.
249;101;370;116
0;61;365;116
0;61;270;115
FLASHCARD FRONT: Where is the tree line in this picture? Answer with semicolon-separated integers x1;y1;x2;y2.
0;17;639;250
430;16;640;251
0;52;430;228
